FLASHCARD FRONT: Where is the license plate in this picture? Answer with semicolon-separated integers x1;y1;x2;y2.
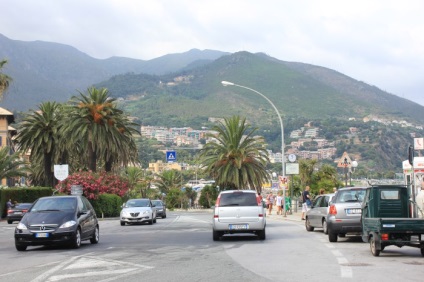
229;224;249;230
35;233;49;238
346;208;361;215
14;212;22;215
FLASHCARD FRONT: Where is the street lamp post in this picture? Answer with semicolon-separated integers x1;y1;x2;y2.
221;81;286;215
350;160;358;186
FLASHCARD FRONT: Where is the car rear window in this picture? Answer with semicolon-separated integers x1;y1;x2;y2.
336;189;366;203
219;192;257;207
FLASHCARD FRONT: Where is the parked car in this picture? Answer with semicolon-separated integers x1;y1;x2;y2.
326;187;367;242
120;198;157;226
212;190;266;241
151;200;166;218
305;193;335;234
7;203;33;224
14;195;99;251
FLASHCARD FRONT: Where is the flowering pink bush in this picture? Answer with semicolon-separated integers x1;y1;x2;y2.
56;171;129;200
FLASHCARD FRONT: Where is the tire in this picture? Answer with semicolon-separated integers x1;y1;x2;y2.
120;221;125;226
257;229;266;240
329;232;338;242
322;219;328;234
149;218;153;225
153;216;157;224
71;228;81;249
7;220;13;224
15;244;27;251
213;230;221;241
370;236;380;257
90;225;99;244
305;218;314;232
421;248;424;257
162;214;166;219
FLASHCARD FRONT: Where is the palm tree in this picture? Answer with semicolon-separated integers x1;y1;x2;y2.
299;159;317;187
0;146;27;182
63;87;139;172
15;102;63;186
154;170;182;195
0;60;12;101
199;116;269;192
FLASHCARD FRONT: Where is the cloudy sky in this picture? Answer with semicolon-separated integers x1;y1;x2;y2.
2;0;424;106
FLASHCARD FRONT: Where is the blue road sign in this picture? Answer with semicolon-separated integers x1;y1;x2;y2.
166;151;177;162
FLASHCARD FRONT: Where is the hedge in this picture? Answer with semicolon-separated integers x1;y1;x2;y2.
89;193;122;218
0;187;53;218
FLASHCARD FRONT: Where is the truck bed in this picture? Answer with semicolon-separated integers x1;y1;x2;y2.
363;218;424;233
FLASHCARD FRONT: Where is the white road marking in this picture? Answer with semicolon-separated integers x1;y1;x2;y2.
30;253;153;282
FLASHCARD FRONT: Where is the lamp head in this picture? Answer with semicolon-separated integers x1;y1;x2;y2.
221;81;234;86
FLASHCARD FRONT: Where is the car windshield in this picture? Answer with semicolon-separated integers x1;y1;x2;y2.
15;203;32;209
151;200;163;206
31;197;76;212
337;190;366;203
126;199;150;207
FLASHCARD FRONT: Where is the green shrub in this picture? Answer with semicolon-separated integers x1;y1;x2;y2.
90;193;122;218
0;187;53;218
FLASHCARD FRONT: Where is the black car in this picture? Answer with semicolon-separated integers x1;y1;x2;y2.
14;195;99;251
151;200;166;218
7;203;33;224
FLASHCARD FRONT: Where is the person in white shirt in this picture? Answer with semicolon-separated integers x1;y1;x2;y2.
276;192;283;215
416;182;424;218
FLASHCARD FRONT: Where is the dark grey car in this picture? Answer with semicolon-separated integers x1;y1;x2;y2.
305;193;335;234
151;200;166;218
326;187;367;242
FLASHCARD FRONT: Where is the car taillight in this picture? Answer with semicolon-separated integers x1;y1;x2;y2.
381;233;389;241
22;209;28;213
215;196;221;208
329;204;337;215
7;209;12;214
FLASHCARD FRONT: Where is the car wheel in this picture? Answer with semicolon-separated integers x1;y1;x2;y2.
149;218;153;225
7;220;13;224
328;232;338;242
120;221;125;226
421;248;424;257
305;218;314;232
15;244;27;251
90;225;99;244
153;216;157;224
213;230;221;241
71;228;82;249
257;229;266;240
162;214;166;219
370;236;380;257
322;219;328;234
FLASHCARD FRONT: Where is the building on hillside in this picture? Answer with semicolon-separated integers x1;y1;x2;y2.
0;107;17;186
148;160;182;174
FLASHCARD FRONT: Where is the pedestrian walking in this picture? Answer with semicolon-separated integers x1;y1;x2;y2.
266;192;275;215
6;199;13;209
276;192;283;215
301;186;312;220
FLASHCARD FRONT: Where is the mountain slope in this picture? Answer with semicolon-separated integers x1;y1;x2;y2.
0;34;227;111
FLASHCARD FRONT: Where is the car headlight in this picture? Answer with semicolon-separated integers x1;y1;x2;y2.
16;222;27;230
59;220;77;229
121;211;129;217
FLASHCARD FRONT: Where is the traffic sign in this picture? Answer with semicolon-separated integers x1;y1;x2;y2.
166;151;177;163
54;164;69;181
337;152;352;168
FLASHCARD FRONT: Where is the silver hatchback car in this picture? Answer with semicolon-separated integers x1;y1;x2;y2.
212;190;266;241
305;193;335;234
326;187;367;242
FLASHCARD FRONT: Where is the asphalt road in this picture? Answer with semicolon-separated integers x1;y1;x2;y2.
1;211;424;282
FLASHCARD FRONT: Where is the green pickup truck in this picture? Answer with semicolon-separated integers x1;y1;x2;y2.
361;185;424;257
